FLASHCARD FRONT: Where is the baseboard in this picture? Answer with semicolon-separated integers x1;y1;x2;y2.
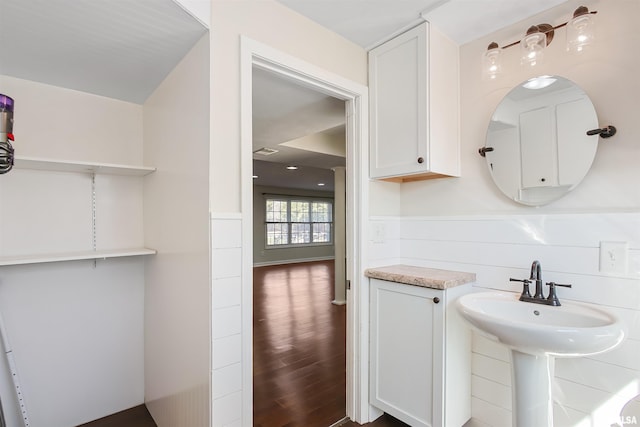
463;418;491;427
253;256;334;268
329;416;350;427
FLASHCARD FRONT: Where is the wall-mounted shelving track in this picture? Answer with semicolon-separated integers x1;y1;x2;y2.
0;156;157;266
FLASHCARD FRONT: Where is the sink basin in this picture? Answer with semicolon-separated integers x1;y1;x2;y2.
456;291;625;356
456;290;626;427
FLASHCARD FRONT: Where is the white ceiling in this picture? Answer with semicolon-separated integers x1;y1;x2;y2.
0;0;207;104
277;0;570;48
253;67;345;151
252;66;345;191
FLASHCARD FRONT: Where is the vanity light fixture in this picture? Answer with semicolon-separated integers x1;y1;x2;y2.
482;6;597;79
520;24;550;67
483;42;502;80
285;165;298;170
566;6;596;53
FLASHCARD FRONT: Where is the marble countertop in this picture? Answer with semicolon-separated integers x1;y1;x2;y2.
364;264;476;290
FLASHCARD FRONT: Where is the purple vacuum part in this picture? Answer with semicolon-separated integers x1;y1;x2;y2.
1;93;15;174
0;94;14;112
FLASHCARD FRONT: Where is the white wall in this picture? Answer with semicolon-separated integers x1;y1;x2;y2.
210;0;367;213
0;76;143;164
368;0;640;426
252;185;335;266
143;35;211;427
0;76;145;427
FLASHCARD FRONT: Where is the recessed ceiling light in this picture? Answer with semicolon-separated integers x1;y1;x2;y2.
253;147;279;156
317;183;325;186
286;166;298;170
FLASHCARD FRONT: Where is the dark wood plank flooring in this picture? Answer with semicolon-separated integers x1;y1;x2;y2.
253;260;346;427
253;260;408;427
76;405;156;427
340;414;409;427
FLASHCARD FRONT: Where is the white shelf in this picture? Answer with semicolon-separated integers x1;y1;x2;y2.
14;156;156;176
0;248;157;266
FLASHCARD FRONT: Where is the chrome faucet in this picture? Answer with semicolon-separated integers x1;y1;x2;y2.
510;260;572;306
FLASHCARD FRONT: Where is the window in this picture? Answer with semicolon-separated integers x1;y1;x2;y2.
265;197;333;247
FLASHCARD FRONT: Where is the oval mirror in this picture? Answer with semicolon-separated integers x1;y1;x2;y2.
483;75;599;206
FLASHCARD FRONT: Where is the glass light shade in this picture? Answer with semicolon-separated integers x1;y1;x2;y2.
520;31;547;66
483;45;502;80
566;12;595;52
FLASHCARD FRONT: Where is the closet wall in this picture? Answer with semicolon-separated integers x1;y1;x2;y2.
143;35;211;426
0;76;146;427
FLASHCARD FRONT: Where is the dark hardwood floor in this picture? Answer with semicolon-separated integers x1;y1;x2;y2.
253;260;346;427
340;414;409;427
253;260;408;427
76;405;156;427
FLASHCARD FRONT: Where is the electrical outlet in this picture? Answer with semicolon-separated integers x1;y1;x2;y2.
372;223;386;243
599;241;628;274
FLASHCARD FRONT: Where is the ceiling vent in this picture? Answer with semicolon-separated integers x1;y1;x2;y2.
253;147;279;156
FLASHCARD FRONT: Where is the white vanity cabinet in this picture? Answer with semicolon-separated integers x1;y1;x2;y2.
367;268;473;427
369;21;459;182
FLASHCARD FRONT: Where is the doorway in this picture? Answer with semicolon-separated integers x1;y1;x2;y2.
251;63;348;425
240;38;369;426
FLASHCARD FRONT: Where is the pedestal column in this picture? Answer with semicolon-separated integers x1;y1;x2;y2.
510;350;553;427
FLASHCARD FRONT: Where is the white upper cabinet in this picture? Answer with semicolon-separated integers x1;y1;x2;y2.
369;22;460;182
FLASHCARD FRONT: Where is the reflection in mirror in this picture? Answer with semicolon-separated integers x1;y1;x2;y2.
483;75;599;206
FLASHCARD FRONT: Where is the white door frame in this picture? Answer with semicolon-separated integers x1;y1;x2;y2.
239;37;371;425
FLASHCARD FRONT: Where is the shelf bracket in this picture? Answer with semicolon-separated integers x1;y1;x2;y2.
91;173;97;268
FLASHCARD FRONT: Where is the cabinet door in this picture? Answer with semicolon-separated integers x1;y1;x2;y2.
520;106;556;189
369;23;428;178
369;279;444;427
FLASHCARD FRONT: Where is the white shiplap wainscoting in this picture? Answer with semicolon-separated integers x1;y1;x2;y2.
368;213;640;427
211;214;244;427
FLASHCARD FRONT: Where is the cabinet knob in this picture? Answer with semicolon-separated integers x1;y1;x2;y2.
417;157;424;164
433;297;440;304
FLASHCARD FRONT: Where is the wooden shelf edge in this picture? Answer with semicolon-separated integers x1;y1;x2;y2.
375;171;460;183
13;156;156;176
0;248;157;266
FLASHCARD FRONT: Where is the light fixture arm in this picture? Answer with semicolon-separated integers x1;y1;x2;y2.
492;9;597;51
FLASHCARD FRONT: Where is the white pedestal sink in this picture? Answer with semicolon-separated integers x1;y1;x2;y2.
456;291;626;427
